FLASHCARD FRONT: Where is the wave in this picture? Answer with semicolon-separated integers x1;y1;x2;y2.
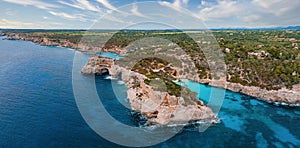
271;101;300;107
117;80;125;85
104;76;117;80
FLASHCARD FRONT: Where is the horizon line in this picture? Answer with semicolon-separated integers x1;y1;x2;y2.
0;25;300;31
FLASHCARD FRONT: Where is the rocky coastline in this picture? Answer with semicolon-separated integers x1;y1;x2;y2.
6;32;78;48
81;56;218;126
4;32;125;54
4;32;300;106
193;79;300;106
224;81;300;106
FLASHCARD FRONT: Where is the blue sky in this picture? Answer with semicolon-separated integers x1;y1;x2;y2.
0;0;299;29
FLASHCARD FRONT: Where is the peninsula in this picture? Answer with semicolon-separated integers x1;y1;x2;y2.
81;56;217;125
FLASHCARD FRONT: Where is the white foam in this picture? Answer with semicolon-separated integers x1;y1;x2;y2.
117;80;125;84
104;76;117;80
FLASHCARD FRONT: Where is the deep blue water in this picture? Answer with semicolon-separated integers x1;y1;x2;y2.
0;36;300;147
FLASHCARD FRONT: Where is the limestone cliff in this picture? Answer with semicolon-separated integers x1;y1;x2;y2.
5;32;126;54
82;56;217;126
81;56;114;75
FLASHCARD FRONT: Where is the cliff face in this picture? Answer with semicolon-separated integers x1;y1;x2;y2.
126;83;216;125
6;33;78;48
197;79;300;105
225;82;300;105
5;32;126;54
82;56;217;126
81;56;114;75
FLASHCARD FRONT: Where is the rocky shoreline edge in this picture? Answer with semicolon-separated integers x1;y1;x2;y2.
3;33;300;106
197;79;300;106
3;32;125;54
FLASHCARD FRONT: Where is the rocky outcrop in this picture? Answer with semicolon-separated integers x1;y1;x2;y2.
198;79;300;106
127;82;216;125
225;82;300;105
82;56;217;126
81;56;114;75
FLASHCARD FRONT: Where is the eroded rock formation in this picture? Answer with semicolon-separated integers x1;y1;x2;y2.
81;56;114;75
82;56;217;126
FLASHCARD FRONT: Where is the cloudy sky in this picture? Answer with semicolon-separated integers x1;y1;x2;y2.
0;0;299;29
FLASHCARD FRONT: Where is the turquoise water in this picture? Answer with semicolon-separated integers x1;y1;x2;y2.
98;52;124;60
0;36;299;147
176;80;300;147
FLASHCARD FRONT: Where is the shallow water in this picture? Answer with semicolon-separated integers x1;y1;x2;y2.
98;52;124;60
0;36;299;147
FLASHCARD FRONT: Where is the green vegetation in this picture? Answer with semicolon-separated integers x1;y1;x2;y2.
131;57;197;103
108;30;300;89
131;57;180;96
214;30;300;89
2;29;299;90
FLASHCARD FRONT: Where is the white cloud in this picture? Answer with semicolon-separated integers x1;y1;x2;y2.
2;0;59;10
49;11;77;19
158;0;189;12
195;0;300;28
0;19;34;27
182;0;189;5
252;0;300;16
58;0;101;12
1;0;299;29
96;0;117;11
48;11;88;22
95;0;127;14
198;0;241;20
0;19;62;28
200;0;206;6
252;0;282;9
130;3;149;18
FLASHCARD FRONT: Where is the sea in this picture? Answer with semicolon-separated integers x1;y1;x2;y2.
0;36;299;147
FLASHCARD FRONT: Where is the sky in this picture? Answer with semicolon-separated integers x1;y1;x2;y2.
0;0;299;29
